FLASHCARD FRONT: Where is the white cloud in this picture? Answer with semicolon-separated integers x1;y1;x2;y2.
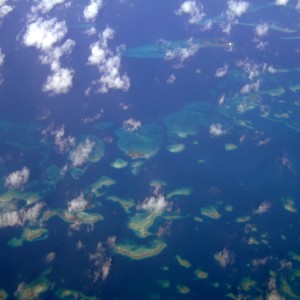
5;167;30;190
175;0;205;24
240;80;260;93
84;0;103;22
68;193;89;213
69;138;95;167
87;27;130;93
165;40;199;62
23;18;75;95
167;74;176;84
84;26;97;36
23;17;67;51
275;0;289;6
0;0;14;19
255;23;269;37
209;123;228;137
0;202;45;228
297;0;300;10
137;194;168;213
0;48;4;85
43;67;74;95
227;0;249;17
215;64;228;78
123;118;141;132
31;0;66;14
222;0;249;33
50;125;76;153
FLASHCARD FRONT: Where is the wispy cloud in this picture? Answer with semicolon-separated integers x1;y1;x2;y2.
0;47;4;84
0;0;14;20
275;0;289;6
31;0;66;14
215;64;229;78
123;118;141;132
69;138;95;167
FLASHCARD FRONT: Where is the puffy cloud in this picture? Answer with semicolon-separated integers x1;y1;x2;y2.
123;118;141;132
68;193;89;213
43;67;74;95
175;0;205;24
87;27;130;93
0;202;45;228
31;0;66;14
5;167;30;190
83;0;103;22
209;123;228;137
222;0;249;33
23;17;74;95
297;0;300;10
215;64;228;78
69;138;95;167
138;194;168;213
255;23;269;37
275;0;289;6
23;17;67;51
0;0;14;19
227;0;249;17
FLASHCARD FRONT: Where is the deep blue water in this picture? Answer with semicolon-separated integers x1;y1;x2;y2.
1;0;300;299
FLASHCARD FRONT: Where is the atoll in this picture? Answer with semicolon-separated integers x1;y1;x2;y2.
114;239;167;260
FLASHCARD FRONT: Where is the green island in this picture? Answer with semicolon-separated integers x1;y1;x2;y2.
8;227;49;247
14;268;51;300
194;268;208;279
111;158;128;169
282;197;297;213
0;190;41;206
177;285;190;294
175;255;191;268
0;289;8;300
106;195;135;213
166;187;193;199
88;176;117;197
55;288;97;300
201;206;221;219
238;277;257;291
129;160;145;176
166;143;185;154
235;215;251;223
157;280;170;289
113;239;167;260
42;209;103;225
127;210;161;238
